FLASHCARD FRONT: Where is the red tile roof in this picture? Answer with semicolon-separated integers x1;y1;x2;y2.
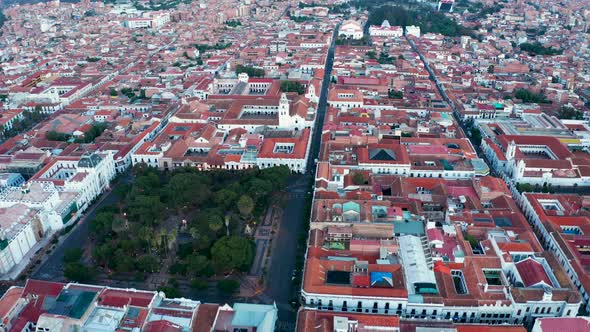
98;289;155;308
22;280;64;297
456;325;526;332
143;320;183;332
535;317;590;332
192;303;219;332
0;287;23;321
515;258;552;288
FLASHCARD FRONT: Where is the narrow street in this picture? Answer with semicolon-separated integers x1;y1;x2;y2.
406;36;469;139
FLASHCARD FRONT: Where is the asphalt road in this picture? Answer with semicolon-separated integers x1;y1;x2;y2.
263;176;310;322
31;173;131;281
306;24;338;172
267;24;338;327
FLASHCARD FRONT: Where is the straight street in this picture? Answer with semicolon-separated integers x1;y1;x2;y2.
31;172;132;281
262;23;339;328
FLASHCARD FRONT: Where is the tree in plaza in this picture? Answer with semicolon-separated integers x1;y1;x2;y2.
217;279;240;293
111;216;128;233
136;255;159;273
187;254;209;276
90;212;113;237
115;254;135;273
63;248;83;264
138;226;154;247
133;172;161;194
128;195;164;226
279;81;306;95
164;173;210;209
189;227;212;250
167;229;177;252
211;236;254;271
213;189;238;210
63;247;94;282
237;195;254;218
64;263;95;282
208;214;224;232
157;228;168;253
92;243;115;268
245;178;273;200
258;166;290;190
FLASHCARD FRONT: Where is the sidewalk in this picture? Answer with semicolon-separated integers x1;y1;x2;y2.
244;205;283;295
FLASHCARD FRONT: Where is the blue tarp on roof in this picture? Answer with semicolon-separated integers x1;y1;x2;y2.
370;272;393;287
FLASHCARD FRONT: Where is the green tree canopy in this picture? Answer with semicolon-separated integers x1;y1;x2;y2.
211;236;254;271
64;263;95;282
164;173;211;208
280;81;306;95
367;4;473;37
136;255;159;273
187;255;209;276
63;248;83;264
514;89;551;104
237;195;254;218
217;279;240;293
208;215;224;232
388;90;403;99
519;42;562;56
128;195;164;226
235;64;265;77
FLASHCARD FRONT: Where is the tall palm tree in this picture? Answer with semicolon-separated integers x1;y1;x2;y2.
167;229;177;253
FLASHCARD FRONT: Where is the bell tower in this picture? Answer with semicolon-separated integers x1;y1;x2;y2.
278;93;290;128
506;140;516;161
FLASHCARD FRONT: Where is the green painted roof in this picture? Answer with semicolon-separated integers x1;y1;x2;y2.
343;201;360;213
394;221;425;235
440;159;454;171
49;289;97;319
